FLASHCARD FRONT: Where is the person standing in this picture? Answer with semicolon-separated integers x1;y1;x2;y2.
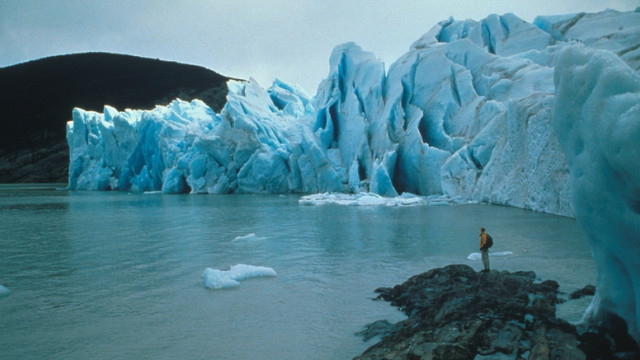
479;227;491;272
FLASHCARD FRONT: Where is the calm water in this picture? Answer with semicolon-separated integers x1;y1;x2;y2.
0;184;595;360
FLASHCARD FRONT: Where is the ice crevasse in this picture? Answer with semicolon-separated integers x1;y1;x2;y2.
67;9;640;342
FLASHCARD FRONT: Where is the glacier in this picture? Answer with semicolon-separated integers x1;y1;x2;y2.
66;9;640;343
552;45;640;343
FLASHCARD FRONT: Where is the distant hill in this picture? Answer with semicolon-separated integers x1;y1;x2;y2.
0;52;235;183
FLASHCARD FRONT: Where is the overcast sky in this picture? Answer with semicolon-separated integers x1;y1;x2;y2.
1;0;639;94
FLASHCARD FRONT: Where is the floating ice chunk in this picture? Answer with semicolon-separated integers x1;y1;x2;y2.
493;251;514;257
299;192;392;206
298;192;465;207
299;192;359;206
232;233;264;242
351;193;388;206
202;264;277;290
0;284;11;298
202;268;241;289
227;264;278;281
467;253;481;261
233;233;256;241
386;193;467;206
467;251;514;261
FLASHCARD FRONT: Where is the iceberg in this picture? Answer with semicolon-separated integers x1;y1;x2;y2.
202;264;277;290
67;8;640;343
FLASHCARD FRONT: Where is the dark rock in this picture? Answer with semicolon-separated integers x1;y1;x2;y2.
570;285;596;299
578;312;640;359
0;140;68;183
355;264;585;360
530;323;551;359
612;351;640;359
578;331;612;359
535;279;560;293
547;327;585;360
355;320;396;342
491;321;523;354
432;343;471;359
355;265;640;360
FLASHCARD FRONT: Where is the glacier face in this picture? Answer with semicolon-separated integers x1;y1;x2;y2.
67;8;640;341
66;9;639;217
67;79;326;194
553;45;640;342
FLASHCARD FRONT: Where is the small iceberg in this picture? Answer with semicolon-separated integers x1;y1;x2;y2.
0;284;11;298
232;233;266;242
202;264;277;290
233;233;258;241
467;251;514;261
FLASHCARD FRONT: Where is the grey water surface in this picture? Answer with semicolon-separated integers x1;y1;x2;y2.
0;184;595;360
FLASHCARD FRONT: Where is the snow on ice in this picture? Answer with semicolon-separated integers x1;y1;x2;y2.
66;9;640;342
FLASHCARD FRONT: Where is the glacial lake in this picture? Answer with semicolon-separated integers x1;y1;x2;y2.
0;184;595;360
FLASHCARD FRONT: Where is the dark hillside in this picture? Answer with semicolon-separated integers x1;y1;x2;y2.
0;52;234;183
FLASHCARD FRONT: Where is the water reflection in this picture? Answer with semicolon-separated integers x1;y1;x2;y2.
1;201;69;211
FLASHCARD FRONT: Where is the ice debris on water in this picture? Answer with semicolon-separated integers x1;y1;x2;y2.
202;264;277;290
298;192;469;206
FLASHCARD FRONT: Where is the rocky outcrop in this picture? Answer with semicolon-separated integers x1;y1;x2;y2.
570;285;596;300
0;136;68;183
354;264;638;360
